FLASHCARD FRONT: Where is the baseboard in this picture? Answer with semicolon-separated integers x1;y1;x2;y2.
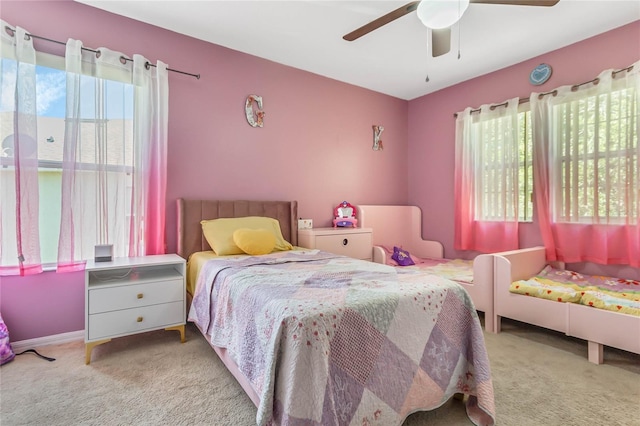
11;330;84;353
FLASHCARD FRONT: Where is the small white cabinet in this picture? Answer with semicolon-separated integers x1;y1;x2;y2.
84;254;186;364
298;227;373;261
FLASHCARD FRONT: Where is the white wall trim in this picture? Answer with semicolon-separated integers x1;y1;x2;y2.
11;330;84;353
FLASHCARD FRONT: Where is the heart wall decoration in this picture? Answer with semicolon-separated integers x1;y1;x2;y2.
529;63;552;86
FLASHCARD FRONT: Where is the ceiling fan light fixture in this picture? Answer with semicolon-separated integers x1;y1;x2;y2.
417;0;470;29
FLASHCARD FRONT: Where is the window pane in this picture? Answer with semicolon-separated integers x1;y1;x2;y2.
518;110;533;222
553;86;638;223
474;109;532;222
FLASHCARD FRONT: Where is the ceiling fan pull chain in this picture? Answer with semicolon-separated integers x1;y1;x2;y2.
425;28;430;83
457;0;462;59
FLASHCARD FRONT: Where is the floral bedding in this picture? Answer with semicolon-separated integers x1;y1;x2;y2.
379;245;474;285
509;266;640;316
189;249;495;426
412;258;474;285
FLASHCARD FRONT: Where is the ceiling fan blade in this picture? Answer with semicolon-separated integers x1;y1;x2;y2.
431;28;451;57
343;1;419;42
470;0;559;6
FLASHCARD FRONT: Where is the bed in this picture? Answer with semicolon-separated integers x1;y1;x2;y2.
177;199;495;426
358;205;495;333
493;246;640;364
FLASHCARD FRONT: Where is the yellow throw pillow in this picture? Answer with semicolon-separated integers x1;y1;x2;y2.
201;216;293;255
233;228;276;255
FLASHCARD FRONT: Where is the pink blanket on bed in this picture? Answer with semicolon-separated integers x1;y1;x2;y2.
189;250;495;426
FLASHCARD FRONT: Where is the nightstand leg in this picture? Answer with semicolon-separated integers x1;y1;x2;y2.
85;339;111;365
166;324;186;343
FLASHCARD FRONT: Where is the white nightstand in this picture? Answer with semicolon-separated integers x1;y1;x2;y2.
84;254;186;364
298;227;373;261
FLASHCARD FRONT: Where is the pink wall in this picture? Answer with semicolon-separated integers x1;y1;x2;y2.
407;20;640;280
1;272;85;342
0;0;408;341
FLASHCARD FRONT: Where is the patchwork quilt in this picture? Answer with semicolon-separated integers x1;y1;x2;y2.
189;250;495;426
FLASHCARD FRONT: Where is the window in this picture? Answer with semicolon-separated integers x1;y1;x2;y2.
530;63;638;266
552;88;638;224
1;26;168;276
474;108;533;223
0;54;134;266
454;98;522;252
455;63;638;262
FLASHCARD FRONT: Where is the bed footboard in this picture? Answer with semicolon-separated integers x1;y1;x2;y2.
493;247;565;333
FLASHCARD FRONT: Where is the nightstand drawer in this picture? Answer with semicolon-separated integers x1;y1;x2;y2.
88;301;184;340
314;232;372;259
88;279;184;314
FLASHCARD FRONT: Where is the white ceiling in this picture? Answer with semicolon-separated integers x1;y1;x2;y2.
75;0;639;100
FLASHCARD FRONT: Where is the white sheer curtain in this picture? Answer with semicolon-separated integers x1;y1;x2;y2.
0;22;41;276
130;54;168;256
57;40;169;271
454;98;520;252
531;61;639;266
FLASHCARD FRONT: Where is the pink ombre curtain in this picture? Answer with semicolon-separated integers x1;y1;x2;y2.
454;99;520;253
130;55;168;256
57;40;168;272
531;61;639;267
0;22;42;276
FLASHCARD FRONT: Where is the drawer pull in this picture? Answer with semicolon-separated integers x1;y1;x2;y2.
137;316;144;322
137;293;144;299
342;238;348;246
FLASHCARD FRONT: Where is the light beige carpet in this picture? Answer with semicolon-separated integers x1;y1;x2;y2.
1;318;638;426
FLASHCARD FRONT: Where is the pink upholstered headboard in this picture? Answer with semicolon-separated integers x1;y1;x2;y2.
176;199;298;260
357;205;443;260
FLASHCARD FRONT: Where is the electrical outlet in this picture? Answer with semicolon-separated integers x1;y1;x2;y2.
298;219;313;229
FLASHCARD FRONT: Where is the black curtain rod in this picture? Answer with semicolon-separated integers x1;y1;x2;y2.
453;64;635;118
4;26;200;80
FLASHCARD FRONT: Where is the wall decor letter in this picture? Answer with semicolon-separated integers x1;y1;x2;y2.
245;95;265;128
372;125;384;151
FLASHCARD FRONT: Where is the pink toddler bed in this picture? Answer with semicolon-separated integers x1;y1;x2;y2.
358;205;495;332
494;247;640;364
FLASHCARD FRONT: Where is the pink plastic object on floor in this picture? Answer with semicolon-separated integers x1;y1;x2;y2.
0;312;15;365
